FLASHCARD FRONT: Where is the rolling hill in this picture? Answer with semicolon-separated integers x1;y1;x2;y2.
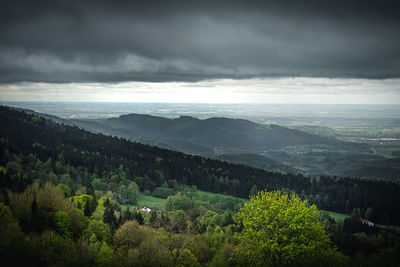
91;114;372;154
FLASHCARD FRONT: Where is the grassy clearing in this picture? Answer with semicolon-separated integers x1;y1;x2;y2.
320;210;350;222
121;189;249;212
121;194;167;211
137;195;166;210
319;210;399;229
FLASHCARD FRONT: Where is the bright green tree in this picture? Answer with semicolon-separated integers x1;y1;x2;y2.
234;190;343;266
69;194;96;216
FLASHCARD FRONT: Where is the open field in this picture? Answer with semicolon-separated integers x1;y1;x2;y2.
373;144;400;158
121;195;167;211
320;210;350;222
137;195;167;210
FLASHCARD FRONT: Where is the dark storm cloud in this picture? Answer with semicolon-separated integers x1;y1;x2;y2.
0;0;399;83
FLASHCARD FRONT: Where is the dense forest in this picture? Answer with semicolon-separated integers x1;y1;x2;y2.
0;106;400;266
1;107;399;225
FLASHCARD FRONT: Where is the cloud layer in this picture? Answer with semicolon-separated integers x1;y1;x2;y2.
1;0;400;83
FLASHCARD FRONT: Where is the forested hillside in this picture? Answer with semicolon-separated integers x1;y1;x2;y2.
68;112;400;181
1;106;400;266
1;106;399;225
102;113;372;153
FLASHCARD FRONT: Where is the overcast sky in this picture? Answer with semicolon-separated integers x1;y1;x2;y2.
1;0;399;103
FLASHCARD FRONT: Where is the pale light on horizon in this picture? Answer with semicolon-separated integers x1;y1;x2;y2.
1;77;400;104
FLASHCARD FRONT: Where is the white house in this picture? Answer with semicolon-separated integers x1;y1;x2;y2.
138;204;152;212
361;220;374;227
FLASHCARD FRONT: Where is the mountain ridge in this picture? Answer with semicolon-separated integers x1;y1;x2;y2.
102;113;371;153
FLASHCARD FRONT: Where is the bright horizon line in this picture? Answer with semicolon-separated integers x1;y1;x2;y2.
1;100;400;106
1;78;400;104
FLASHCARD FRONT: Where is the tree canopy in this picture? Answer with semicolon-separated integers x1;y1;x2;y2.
234;190;343;266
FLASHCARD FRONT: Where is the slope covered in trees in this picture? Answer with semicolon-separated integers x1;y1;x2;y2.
71;113;400;181
100;113;372;153
0;106;400;225
215;153;298;174
1;106;400;266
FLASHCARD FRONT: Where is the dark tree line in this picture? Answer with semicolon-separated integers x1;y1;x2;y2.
1;106;400;224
